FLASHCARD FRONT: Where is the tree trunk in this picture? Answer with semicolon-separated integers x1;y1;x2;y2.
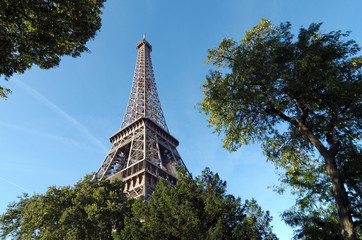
298;123;356;240
324;154;356;240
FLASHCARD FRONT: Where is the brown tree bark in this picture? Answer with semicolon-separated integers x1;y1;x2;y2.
298;122;356;240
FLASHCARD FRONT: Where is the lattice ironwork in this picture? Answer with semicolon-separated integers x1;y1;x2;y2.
96;37;187;200
121;37;169;132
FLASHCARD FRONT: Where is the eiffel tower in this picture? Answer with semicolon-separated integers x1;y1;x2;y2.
96;36;187;200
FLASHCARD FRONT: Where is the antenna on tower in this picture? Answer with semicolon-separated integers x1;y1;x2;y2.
143;33;145;39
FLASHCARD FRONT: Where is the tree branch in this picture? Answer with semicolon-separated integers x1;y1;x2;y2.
222;56;235;61
266;104;298;126
326;131;340;156
299;107;310;124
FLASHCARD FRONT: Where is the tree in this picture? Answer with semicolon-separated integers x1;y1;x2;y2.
0;0;106;99
276;139;361;239
200;19;361;240
0;174;132;240
117;168;277;240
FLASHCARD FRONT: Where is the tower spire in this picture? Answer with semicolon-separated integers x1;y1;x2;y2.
121;37;169;132
96;38;187;200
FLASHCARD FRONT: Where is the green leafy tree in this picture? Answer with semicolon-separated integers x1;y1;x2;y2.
0;174;132;240
200;19;361;240
277;145;361;239
242;199;278;240
118;168;277;240
282;203;341;239
0;0;106;99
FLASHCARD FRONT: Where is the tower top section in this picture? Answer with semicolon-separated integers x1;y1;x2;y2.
121;38;169;132
136;37;152;52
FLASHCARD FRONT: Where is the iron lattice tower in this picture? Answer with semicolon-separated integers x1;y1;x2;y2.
96;37;187;200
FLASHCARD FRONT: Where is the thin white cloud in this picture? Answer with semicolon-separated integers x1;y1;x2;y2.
0;176;32;194
13;79;108;153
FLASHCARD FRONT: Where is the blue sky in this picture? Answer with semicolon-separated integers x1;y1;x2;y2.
1;0;361;239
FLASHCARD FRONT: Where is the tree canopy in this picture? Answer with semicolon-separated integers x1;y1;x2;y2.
200;19;361;240
118;168;277;240
0;0;106;99
1;169;277;240
0;175;131;240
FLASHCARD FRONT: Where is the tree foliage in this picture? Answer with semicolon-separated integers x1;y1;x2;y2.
0;0;106;99
200;19;361;239
278;142;361;239
117;168;277;240
0;175;132;240
1;169;278;240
